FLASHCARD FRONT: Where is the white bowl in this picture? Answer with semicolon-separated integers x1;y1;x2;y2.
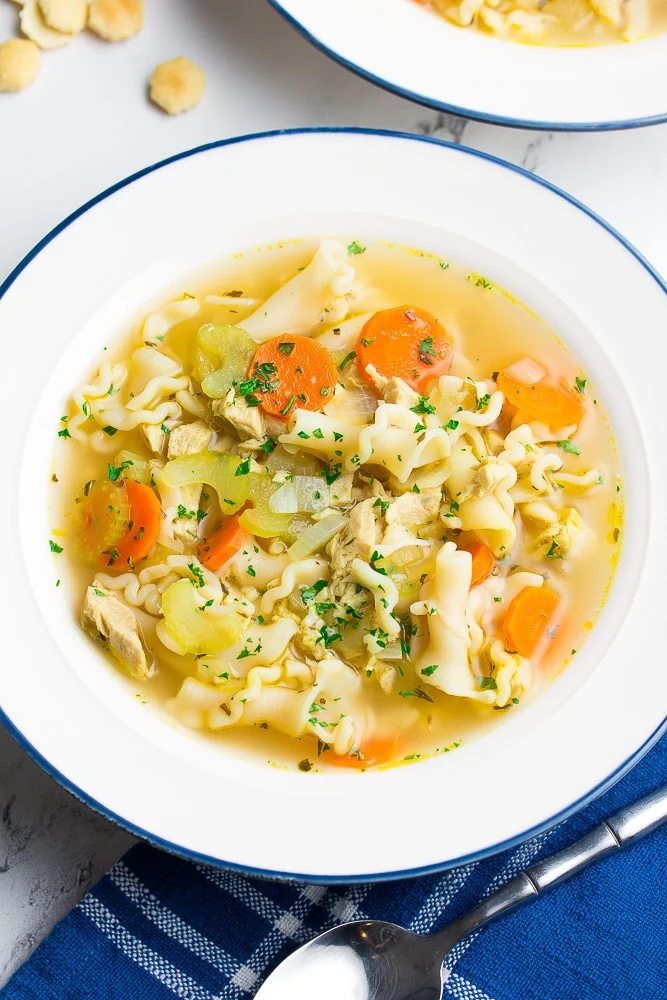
1;129;666;881
269;0;667;130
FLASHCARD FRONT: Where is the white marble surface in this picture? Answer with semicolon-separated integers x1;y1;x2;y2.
1;0;666;988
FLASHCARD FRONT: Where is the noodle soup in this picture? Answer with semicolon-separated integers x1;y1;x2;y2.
416;0;667;46
51;240;621;771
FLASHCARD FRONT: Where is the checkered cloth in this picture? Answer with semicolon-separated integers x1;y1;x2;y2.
4;733;667;1000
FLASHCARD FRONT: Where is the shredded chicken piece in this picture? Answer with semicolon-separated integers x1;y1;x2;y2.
530;506;587;557
81;582;151;679
364;364;420;409
458;459;509;501
167;420;212;460
327;499;380;579
141;419;178;457
386;489;441;527
213;393;267;441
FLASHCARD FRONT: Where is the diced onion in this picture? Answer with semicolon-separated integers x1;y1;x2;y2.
324;385;378;425
379;641;405;660
269;481;298;513
287;512;347;562
265;446;322;477
503;357;547;386
295;477;329;513
269;477;330;514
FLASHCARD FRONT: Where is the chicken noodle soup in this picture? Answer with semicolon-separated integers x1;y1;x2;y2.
414;0;667;46
51;240;621;770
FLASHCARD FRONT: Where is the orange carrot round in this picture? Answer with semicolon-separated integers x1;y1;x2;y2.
467;541;494;588
112;480;162;567
248;335;337;421
198;511;249;571
503;586;561;658
356;306;453;393
497;358;584;430
326;734;399;769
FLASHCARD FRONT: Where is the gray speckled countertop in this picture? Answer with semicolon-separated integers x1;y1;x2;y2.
2;0;667;988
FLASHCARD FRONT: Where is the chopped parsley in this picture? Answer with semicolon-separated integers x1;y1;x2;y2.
107;460;132;482
188;563;205;587
247;565;256;578
312;428;324;440
445;419;459;430
557;439;580;456
301;580;327;602
420;664;439;677
57;428;71;439
477;676;497;691
410;397;436;416
320;386;331;397
316;625;342;648
320;461;342;485
177;505;196;520
575;377;587;394
160;423;172;435
361;337;375;348
545;540;563;559
49;540;63;554
281;396;297;416
260;437;276;454
315;601;336;614
418;336;437;365
347;241;366;256
278;342;295;356
373;498;389;516
297;431;310;440
235;457;251;476
414;422;426;433
476;393;491;411
339;351;356;371
298;758;313;772
333;431;344;442
102;426;117;437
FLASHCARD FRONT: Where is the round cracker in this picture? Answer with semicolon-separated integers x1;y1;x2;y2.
20;0;73;49
0;37;40;91
38;0;87;34
149;56;206;115
88;0;143;42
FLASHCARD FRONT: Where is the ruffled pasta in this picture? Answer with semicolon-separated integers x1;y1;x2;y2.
239;240;356;342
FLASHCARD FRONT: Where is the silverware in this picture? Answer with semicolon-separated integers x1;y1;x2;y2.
255;783;667;999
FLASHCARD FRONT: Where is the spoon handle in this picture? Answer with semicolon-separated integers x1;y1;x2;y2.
436;782;667;946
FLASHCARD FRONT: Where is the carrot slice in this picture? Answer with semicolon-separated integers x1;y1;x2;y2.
497;358;584;430
502;586;561;658
111;480;162;568
75;480;131;564
248;335;337;421
467;542;494;588
356;306;453;393
326;734;399;769
198;511;249;571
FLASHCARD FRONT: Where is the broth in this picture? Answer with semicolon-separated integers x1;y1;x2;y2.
51;240;622;771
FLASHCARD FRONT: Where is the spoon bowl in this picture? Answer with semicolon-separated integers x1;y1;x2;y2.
256;784;667;999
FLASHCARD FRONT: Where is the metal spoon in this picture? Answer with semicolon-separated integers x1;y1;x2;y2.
256;783;667;999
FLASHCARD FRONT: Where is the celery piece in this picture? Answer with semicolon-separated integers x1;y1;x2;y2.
193;324;256;399
161;452;250;511
161;579;244;655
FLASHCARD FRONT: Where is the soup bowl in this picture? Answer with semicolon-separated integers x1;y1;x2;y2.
1;129;666;881
268;0;667;130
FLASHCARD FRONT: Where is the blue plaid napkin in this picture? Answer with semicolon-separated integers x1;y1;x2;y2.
4;733;667;1000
